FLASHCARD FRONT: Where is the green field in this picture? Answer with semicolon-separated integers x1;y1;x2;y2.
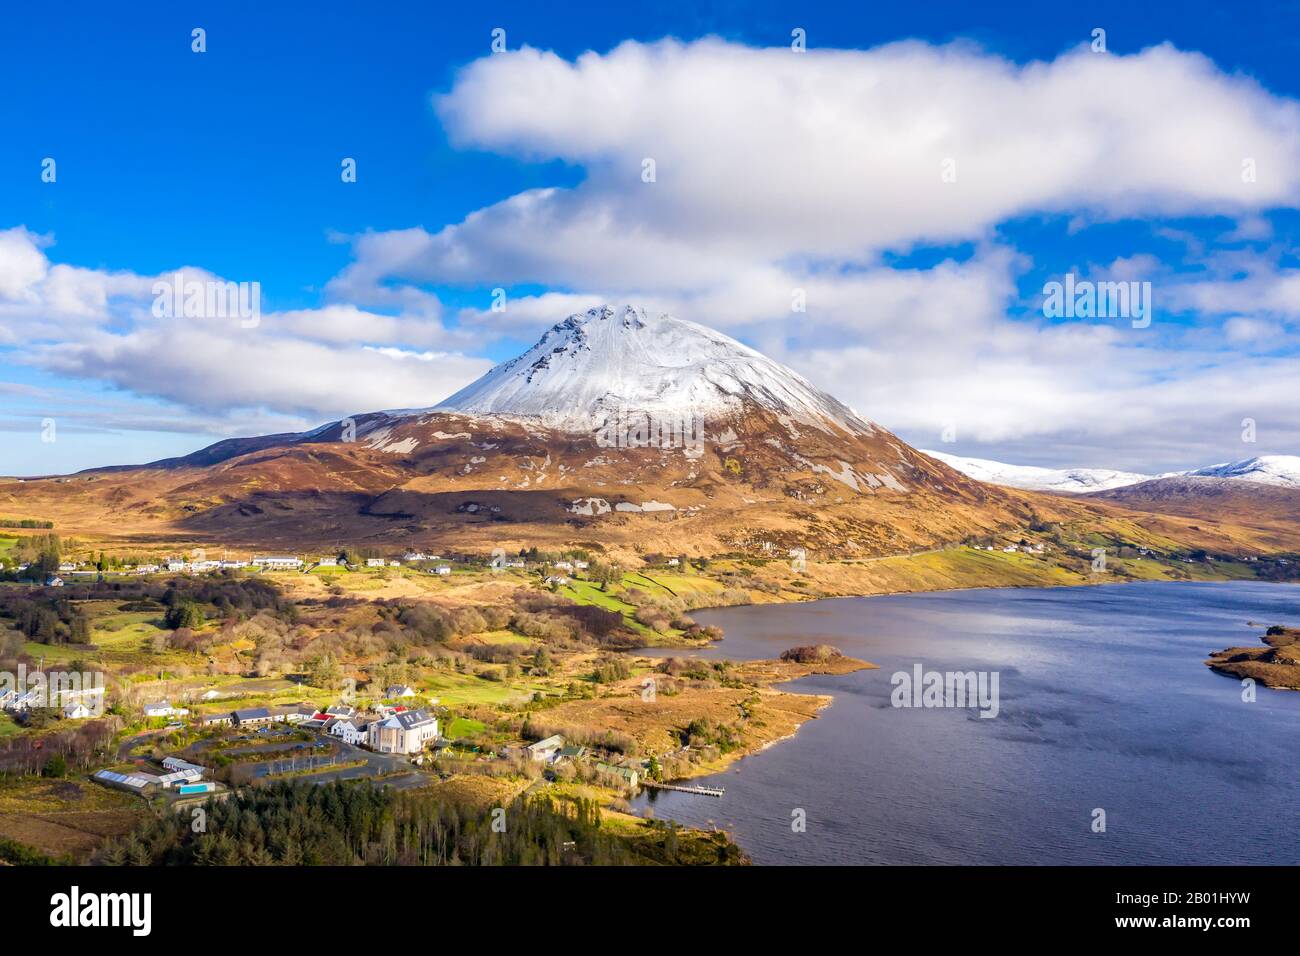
422;669;550;706
444;716;487;738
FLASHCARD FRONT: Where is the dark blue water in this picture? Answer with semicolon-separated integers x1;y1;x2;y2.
630;582;1300;865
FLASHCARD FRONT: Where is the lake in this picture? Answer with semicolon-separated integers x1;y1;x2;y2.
629;581;1300;865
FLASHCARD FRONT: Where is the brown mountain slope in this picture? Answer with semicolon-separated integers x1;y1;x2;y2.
1087;476;1300;552
6;407;1295;563
0;407;1049;556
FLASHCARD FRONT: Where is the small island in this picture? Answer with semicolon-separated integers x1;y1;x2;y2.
1206;625;1300;690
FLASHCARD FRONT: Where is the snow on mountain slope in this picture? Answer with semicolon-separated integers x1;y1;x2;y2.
436;305;875;435
921;450;1153;492
925;450;1300;493
1179;455;1300;488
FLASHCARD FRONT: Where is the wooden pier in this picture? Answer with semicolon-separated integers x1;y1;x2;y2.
640;781;725;797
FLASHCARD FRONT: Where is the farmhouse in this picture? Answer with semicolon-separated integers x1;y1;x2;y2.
596;763;640;788
317;557;338;567
367;710;438;755
253;555;303;570
386;685;416;699
143;701;189;719
525;734;565;762
432;566;451;576
365;558;385;567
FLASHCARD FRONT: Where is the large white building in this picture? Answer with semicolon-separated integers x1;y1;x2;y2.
367;710;438;755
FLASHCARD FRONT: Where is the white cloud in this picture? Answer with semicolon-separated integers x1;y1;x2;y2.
0;228;491;425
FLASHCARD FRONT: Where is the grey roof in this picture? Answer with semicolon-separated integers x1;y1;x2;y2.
233;707;272;720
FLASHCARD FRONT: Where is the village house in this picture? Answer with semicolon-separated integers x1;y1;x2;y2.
596;762;640;788
143;701;189;719
252;555;303;570
365;558;385;568
231;707;274;727
525;734;565;762
318;556;338;567
432;566;451;576
386;685;416;698
326;717;371;746
324;704;356;720
62;701;93;720
162;756;205;773
367;710;439;755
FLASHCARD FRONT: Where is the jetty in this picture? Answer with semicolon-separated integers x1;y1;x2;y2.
640;780;725;798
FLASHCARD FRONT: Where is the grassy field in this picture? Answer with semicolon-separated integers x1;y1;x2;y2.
422;668;551;707
444;716;487;738
0;776;146;862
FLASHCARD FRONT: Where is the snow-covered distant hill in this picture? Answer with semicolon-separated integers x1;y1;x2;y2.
921;450;1153;493
1179;456;1300;488
437;305;874;435
924;450;1300;493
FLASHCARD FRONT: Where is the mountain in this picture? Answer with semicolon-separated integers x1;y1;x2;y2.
1089;476;1300;550
438;305;873;435
1179;456;1300;488
927;451;1300;493
921;450;1152;493
1;306;1049;557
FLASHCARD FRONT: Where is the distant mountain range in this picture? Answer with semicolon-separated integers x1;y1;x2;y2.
924;450;1300;493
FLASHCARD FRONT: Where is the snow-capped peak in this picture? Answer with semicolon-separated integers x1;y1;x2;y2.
924;450;1300;492
921;450;1152;493
1179;455;1300;488
435;305;874;434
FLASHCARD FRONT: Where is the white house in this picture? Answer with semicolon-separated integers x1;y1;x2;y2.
62;701;93;720
367;710;438;755
525;734;565;762
403;552;428;562
317;557;338;567
162;756;205;773
573;560;589;570
432;566;451;576
554;561;574;571
324;704;356;720
45;576;64;587
386;685;416;699
58;562;77;572
365;558;385;568
166;560;186;572
253;555;302;570
327;718;369;746
143;701;189;719
543;575;569;586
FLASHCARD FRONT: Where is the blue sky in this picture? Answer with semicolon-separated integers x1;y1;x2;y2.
3;0;1300;475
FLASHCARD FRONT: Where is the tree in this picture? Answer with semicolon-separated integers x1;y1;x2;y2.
42;753;67;778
